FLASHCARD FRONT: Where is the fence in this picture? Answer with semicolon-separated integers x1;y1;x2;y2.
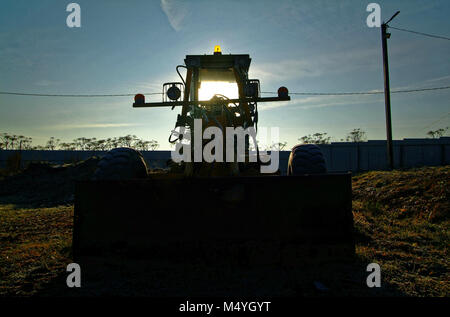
1;137;449;175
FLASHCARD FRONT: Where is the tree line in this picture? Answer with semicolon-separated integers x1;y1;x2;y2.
298;127;448;145
0;133;159;151
299;128;367;144
0;127;447;151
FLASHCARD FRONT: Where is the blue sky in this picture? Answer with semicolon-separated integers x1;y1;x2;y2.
0;0;449;149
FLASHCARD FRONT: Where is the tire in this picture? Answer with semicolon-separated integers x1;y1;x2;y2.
287;144;327;175
93;147;148;180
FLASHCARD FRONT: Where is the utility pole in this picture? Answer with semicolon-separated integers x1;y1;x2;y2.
381;11;400;170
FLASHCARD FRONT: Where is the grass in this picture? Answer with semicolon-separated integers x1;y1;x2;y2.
0;205;73;296
0;166;448;296
352;166;449;296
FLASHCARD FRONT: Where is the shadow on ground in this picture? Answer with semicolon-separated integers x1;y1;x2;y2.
34;251;404;297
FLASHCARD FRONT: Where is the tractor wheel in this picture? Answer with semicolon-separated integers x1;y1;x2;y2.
93;147;148;180
287;144;327;175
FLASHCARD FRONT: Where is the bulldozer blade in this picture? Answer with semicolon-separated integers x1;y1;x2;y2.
73;173;354;265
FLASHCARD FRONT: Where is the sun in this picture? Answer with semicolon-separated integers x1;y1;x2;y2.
198;81;239;101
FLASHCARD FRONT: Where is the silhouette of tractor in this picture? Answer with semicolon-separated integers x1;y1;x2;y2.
73;47;353;266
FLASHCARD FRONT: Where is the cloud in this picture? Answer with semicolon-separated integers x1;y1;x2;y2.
424;75;450;84
34;80;60;87
259;94;383;111
250;47;379;86
250;60;323;84
45;123;142;130
160;0;189;31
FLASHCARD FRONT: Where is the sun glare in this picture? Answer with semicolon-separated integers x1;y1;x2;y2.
198;81;239;101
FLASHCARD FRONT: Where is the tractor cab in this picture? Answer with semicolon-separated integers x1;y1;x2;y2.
133;46;290;175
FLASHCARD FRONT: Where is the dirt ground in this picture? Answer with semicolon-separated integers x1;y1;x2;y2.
0;162;448;297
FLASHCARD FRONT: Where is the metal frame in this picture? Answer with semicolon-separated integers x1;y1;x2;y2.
133;96;290;108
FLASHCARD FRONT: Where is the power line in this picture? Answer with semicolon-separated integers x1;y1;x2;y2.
0;85;449;98
261;85;450;96
262;91;383;95
388;26;450;41
0;92;163;97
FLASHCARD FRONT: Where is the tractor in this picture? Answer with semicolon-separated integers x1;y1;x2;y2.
73;47;354;268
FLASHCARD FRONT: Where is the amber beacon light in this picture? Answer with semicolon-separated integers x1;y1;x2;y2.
213;45;222;55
